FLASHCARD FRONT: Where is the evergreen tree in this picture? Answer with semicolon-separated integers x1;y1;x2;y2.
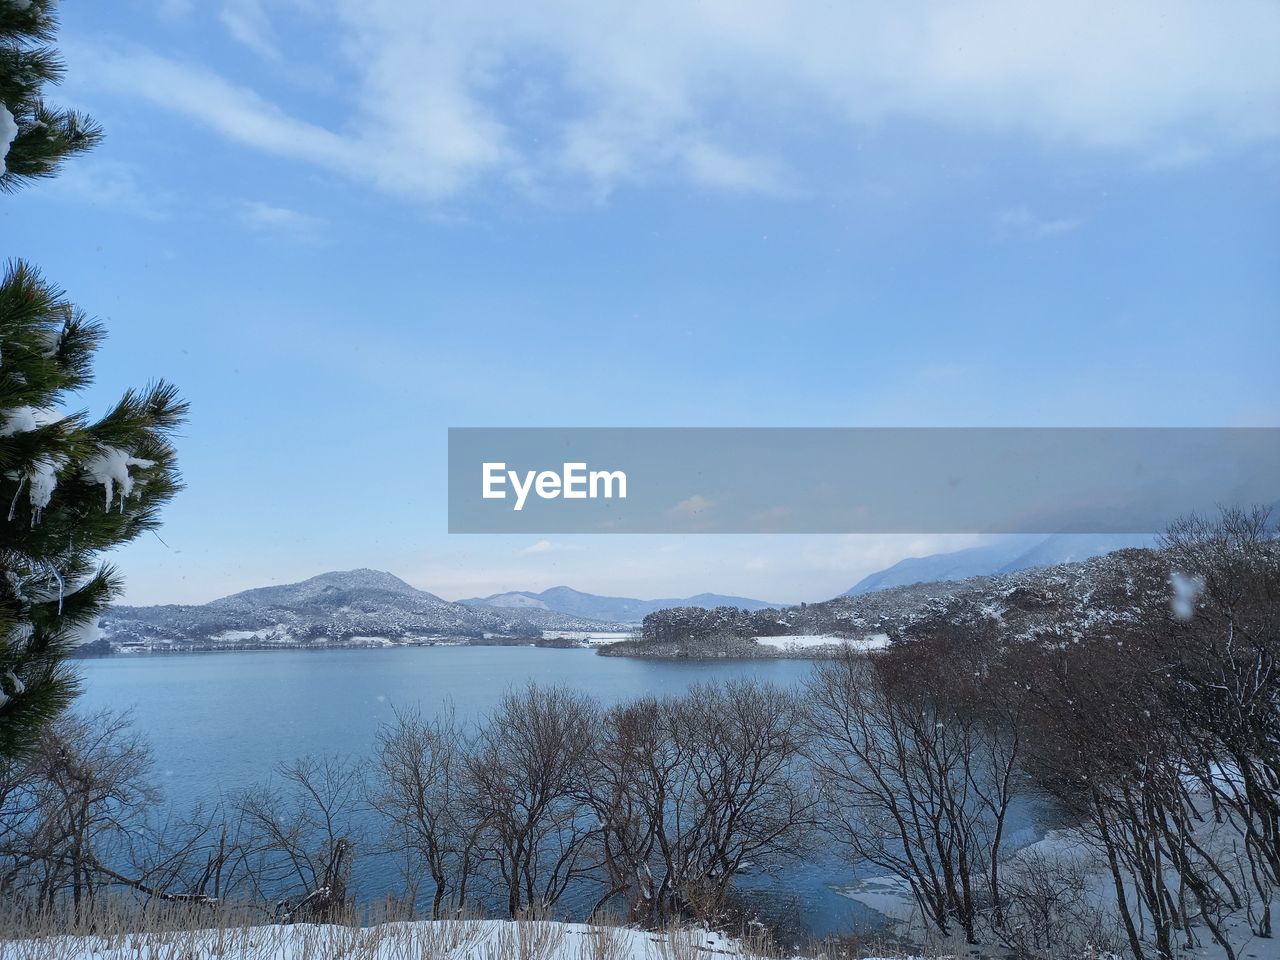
2;1;186;756
1;0;101;192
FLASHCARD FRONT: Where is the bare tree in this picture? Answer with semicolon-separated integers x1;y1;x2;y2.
805;646;1020;944
1014;507;1280;960
231;754;366;923
464;683;598;916
1019;622;1224;960
999;843;1126;957
369;706;479;917
122;800;252;906
0;709;156;912
588;680;815;925
1163;505;1280;938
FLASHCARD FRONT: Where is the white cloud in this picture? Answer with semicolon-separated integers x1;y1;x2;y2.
682;142;792;196
519;539;579;555
671;495;715;519
82;48;357;168
84;0;1280;202
240;200;326;237
37;159;171;219
153;0;194;18
78;45;507;200
220;0;280;60
998;204;1085;238
1144;142;1213;170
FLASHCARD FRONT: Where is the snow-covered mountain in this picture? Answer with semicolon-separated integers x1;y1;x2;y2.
843;533;1155;595
624;545;1176;658
100;569;616;652
460;585;779;624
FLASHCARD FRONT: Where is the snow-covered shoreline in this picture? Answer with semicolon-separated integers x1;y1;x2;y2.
752;633;890;652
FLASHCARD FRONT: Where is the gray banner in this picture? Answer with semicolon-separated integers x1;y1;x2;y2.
447;428;1279;533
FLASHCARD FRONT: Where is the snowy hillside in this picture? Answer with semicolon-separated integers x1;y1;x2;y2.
625;547;1173;657
843;533;1155;595
461;585;779;623
98;569;616;652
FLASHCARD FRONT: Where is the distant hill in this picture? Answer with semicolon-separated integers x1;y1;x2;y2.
619;545;1175;659
461;585;779;624
844;533;1156;595
100;569;615;652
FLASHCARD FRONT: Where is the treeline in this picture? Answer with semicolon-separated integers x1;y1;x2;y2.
0;682;814;931
630;605;826;653
604;602;841;658
0;508;1276;959
631;544;1172;658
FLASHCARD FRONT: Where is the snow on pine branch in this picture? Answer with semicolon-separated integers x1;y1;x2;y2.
83;447;156;511
0;406;61;436
1;104;16;175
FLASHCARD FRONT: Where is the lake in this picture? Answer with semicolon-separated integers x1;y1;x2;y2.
76;646;817;804
74;646;1041;938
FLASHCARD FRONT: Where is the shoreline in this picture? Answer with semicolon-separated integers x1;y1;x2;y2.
77;637;847;662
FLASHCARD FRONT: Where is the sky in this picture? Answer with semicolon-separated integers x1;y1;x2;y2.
4;0;1279;605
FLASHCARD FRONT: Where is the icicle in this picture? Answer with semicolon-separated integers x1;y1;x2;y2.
41;562;64;615
7;475;26;522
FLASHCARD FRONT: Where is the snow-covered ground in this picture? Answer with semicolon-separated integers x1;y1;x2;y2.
752;633;890;652
542;630;636;645
0;919;759;960
835;821;1280;960
211;628;293;643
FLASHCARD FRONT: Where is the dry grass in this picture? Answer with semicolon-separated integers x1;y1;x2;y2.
0;898;797;960
578;920;631;960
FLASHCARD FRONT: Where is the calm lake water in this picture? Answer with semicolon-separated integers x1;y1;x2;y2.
74;646;1041;937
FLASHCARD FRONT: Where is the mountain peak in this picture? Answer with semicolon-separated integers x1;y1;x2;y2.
844;533;1156;596
460;586;778;623
306;568;421;594
208;568;432;609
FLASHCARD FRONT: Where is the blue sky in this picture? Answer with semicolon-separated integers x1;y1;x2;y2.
5;0;1279;604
